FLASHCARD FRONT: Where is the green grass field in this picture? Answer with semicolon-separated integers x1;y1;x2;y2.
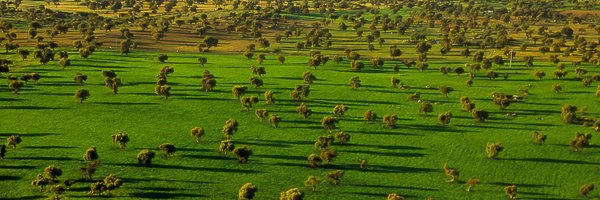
0;48;598;199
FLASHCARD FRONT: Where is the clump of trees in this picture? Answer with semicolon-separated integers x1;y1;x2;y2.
471;110;489;122
335;132;350;145
466;178;480;192
240;96;259;111
255;109;268;122
438;112;452;126
291;85;310;100
269;114;282;128
232;86;248;100
219;140;235;156
279;188;304;200
89;174;123;196
308;153;322;168
387;193;406;200
570;132;592;152
349;76;361;89
296;103;312;119
74;73;88;85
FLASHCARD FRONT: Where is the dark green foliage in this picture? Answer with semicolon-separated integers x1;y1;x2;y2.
137;149;156;166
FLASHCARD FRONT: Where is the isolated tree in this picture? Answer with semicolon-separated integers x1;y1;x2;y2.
80;160;99;180
363;110;377;122
83;146;99;161
304;176;318;192
486;142;504;159
296;103;312;119
438;112;452;126
241;96;259;111
239;183;258;200
233;145;253;163
387;193;405;200
504;185;517;200
407;92;420;101
198;57;208;67
232;86;248;100
307;154;322;168
534;69;546;80
320;148;337;164
157;54;168;63
249;77;263;88
159;143;176;157
325;170;344;186
7;135;22;149
31;174;50;192
75;89;90;103
280;188;304;200
419;101;434;115
349;76;361;89
335;132;350;145
17;49;29;60
332;104;349;117
561;104;578;124
0;145;5;159
303;71;316;84
277;55;285;64
320;116;339;131
268;114;282;128
137;149;156;166
264;90;275;104
531;131;547;144
383;114;399;128
222;119;239;139
351;61;364;71
443;163;459;183
111;131;129;149
439;85;453;97
251;66;266;77
255;109;268;122
552;84;562;93
203;37;219;51
579;183;594;197
44;165;63;180
59;58;70;70
466;178;480;192
471;110;489;122
189;127;205;144
219;140;235;155
8;79;21;94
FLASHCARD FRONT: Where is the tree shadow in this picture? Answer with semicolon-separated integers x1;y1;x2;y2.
344;130;424;137
503;157;600;165
339;149;426;158
0;106;68;110
0;98;27;102
179;154;236;161
92;102;160;106
349;183;438;191
344;143;425;150
2;195;46;200
10;156;76;161
0;175;22;180
0;132;59;137
0;165;37;170
125;177;212;184
254;154;306;161
487;182;555;188
349;192;418;198
108;163;262;173
130;192;206;199
26;145;76;149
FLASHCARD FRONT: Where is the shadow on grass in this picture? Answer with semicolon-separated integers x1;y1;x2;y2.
339;149;426;158
92;102;160;106
0;165;37;170
254;154;306;161
2;195;46;200
129;192;207;199
488;182;554;188
349;183;438;191
503;157;600;165
26;145;76;149
108;163;262;173
267;162;437;174
0;132;60;137
179;154;236;161
344;143;425;150
349;192;418;198
0;106;68;110
125;177;213;185
0;175;22;180
10;156;76;161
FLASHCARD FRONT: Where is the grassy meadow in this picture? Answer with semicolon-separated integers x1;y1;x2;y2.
0;48;599;199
